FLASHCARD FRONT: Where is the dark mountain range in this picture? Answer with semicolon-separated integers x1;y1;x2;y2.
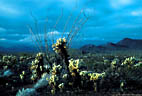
0;44;53;54
117;38;142;49
80;38;142;53
0;38;142;53
0;45;37;53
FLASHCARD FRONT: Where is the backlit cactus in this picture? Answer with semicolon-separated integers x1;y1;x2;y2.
68;59;80;76
1;37;142;95
52;38;67;54
121;57;137;68
52;63;62;75
88;72;105;81
30;52;45;81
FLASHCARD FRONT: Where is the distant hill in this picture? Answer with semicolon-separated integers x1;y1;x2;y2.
0;43;53;54
117;38;142;49
0;45;37;54
1;38;142;54
80;38;142;53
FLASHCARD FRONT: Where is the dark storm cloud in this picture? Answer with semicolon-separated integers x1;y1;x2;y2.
0;0;142;47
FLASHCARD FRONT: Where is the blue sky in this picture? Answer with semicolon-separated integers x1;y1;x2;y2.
0;0;142;48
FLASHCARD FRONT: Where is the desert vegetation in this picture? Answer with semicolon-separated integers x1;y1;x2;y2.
1;9;142;96
1;50;142;95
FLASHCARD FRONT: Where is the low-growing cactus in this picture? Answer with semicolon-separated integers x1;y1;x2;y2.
121;57;137;68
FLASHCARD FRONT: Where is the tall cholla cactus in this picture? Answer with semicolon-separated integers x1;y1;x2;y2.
30;53;45;81
52;38;70;73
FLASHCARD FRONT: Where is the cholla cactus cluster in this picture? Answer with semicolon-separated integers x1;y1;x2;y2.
2;55;17;62
52;38;67;54
30;59;39;81
88;72;103;92
52;38;70;74
52;63;62;75
58;83;64;92
79;71;88;77
88;72;105;81
47;63;64;94
48;74;59;94
0;55;17;70
19;56;29;63
121;57;137;68
111;58;120;68
68;59;80;76
2;36;141;96
20;71;25;80
36;52;44;59
50;38;107;94
30;53;44;81
134;61;142;67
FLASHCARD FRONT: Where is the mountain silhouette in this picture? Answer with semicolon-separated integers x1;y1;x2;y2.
80;38;142;53
117;38;142;49
1;38;142;53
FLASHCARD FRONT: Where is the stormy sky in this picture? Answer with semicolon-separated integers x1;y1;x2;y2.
0;0;142;48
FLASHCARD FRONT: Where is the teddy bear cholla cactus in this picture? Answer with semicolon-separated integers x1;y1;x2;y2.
52;38;67;54
30;53;44;81
58;83;64;92
68;59;80;77
52;63;62;75
44;63;62;94
51;37;107;93
2;55;17;69
52;38;70;73
48;74;59;94
88;72;105;81
121;57;137;69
